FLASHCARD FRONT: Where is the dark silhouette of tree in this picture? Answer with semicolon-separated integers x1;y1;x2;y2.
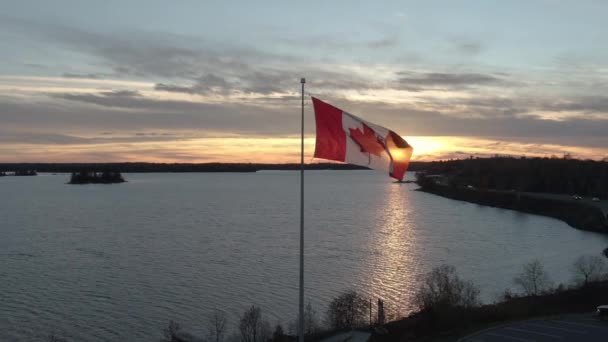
304;301;320;335
514;260;553;296
418;157;608;199
207;308;227;342
288;301;320;336
414;265;480;312
47;333;68;342
239;305;270;342
161;321;181;342
325;290;367;330
271;324;288;342
572;255;607;287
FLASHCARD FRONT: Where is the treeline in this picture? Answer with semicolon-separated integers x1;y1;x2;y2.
420;156;608;198
45;253;608;342
68;171;125;184
380;254;608;341
0;162;429;174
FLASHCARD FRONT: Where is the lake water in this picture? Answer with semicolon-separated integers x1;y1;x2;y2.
2;171;607;341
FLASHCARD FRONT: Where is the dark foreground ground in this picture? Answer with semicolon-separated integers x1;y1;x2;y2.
372;281;608;342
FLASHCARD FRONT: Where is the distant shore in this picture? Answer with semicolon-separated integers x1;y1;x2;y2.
417;182;608;234
0;162;429;174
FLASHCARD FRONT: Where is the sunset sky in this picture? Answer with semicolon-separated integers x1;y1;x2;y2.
1;0;608;163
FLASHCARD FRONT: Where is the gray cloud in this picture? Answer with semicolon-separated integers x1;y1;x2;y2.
420;95;608;119
0;129;192;145
3;93;299;136
275;31;400;50
2;15;608;160
24;63;47;69
397;71;505;91
456;41;483;55
155;74;234;95
52;90;145;108
62;72;103;79
447;36;485;56
3;91;608;160
154;83;199;94
2;16;266;79
332;97;608;139
0;131;90;145
546;96;608;113
3;17;385;97
153;67;380;96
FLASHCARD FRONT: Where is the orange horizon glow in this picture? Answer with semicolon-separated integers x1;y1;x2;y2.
1;135;606;164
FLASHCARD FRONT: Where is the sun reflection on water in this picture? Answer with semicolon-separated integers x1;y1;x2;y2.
361;182;422;318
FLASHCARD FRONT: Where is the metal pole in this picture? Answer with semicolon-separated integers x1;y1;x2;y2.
298;77;306;342
369;298;372;327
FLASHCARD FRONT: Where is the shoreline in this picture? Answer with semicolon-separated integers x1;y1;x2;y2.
416;184;608;234
0;162;428;174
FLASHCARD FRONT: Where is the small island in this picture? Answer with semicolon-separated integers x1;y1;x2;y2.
68;171;126;184
0;170;37;176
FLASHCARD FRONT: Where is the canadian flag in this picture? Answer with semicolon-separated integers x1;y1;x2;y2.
312;97;413;181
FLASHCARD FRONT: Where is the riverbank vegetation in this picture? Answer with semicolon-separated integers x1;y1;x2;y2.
376;254;608;341
416;158;608;233
418;156;608;199
153;252;608;341
46;253;608;341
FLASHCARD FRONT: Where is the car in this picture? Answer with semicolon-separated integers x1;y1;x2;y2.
592;197;600;202
572;195;582;200
598;305;608;318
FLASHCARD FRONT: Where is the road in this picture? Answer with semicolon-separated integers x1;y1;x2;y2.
520;192;608;216
459;313;608;342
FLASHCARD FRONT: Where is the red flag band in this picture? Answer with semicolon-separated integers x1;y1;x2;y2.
312;97;413;181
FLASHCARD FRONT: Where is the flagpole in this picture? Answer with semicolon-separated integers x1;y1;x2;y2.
298;77;306;342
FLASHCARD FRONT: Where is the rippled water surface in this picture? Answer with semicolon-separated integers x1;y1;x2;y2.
2;171;607;341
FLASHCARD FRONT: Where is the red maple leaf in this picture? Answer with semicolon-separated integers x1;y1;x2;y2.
349;124;386;156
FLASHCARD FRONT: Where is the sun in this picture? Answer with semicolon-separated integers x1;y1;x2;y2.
404;136;447;159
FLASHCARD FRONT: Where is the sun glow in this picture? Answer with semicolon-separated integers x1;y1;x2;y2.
1;134;605;163
405;136;447;159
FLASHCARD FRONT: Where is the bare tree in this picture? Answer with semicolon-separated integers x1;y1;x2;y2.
208;308;228;342
513;259;552;296
48;334;68;342
572;255;606;287
288;301;321;336
161;321;182;342
325;290;368;330
304;301;320;335
271;324;287;342
414;264;480;312
239;305;270;342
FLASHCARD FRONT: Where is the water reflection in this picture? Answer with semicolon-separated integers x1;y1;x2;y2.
363;183;420;317
3;172;608;341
